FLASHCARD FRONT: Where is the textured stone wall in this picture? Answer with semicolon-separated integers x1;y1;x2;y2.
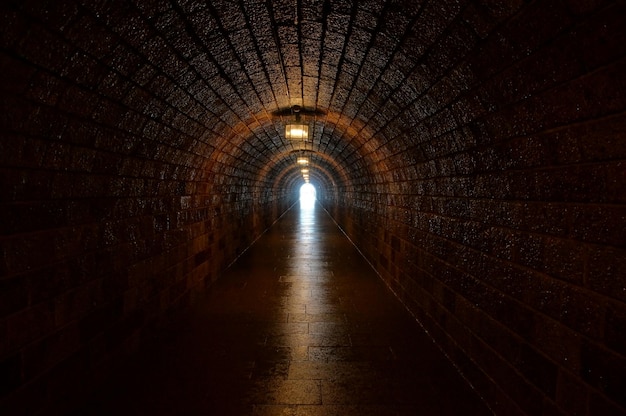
326;2;626;415
0;2;298;413
1;0;625;415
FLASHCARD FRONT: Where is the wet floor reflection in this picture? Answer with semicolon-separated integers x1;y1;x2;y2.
78;203;490;415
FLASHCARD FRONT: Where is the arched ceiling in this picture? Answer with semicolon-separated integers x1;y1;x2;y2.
165;0;420;195
16;0;490;197
2;0;528;199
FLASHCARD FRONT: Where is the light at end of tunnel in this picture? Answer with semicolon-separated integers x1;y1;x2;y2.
300;183;316;207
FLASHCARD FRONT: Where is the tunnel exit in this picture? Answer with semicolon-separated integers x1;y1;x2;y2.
299;183;316;209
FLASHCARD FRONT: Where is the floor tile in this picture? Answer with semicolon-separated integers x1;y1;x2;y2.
76;203;490;415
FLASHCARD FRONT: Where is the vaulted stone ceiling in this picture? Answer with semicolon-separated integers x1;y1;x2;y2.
108;0;452;196
5;0;516;198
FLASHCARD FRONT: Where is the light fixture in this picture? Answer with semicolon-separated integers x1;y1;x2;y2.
285;106;308;140
285;124;309;139
297;157;309;165
300;168;309;174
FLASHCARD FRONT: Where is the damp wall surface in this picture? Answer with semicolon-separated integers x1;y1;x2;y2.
324;2;626;414
0;4;296;413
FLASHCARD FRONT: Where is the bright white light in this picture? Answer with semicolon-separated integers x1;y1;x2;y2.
291;128;306;138
299;183;316;208
285;124;309;140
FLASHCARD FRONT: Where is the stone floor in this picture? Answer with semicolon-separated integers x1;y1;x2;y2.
79;201;491;415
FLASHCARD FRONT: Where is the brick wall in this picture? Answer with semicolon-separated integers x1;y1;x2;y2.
326;1;626;415
0;2;296;413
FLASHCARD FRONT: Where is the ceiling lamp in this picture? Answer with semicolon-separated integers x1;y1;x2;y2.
301;168;309;174
285;124;308;140
285;106;308;140
297;157;309;165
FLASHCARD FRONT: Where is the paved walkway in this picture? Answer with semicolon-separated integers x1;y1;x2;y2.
80;202;491;415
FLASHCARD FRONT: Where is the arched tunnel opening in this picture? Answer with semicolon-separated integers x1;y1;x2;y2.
299;183;316;207
1;1;625;415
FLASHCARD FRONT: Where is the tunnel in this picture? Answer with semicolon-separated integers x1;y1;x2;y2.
1;0;625;415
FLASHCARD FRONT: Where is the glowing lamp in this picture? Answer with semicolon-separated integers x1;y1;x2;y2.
285;123;309;140
285;105;309;140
